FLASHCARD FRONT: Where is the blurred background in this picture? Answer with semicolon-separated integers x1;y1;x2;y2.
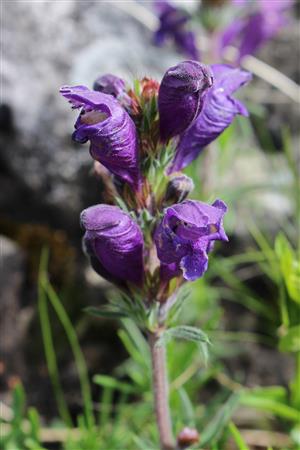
1;1;299;449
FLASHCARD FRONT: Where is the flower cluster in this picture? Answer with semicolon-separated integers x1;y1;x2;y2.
153;0;199;59
220;0;295;62
60;59;250;315
153;0;294;65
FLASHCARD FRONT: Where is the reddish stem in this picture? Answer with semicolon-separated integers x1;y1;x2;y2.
149;329;175;450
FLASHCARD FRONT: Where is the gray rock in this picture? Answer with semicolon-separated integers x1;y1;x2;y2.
0;236;28;382
0;1;179;230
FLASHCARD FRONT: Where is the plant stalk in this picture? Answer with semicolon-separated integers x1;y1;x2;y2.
149;329;175;450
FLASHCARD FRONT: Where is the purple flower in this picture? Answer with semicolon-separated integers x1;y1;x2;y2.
169;64;251;173
154;1;199;60
154;199;228;281
158;60;213;142
221;0;294;61
93;74;132;109
81;204;144;285
60;85;141;189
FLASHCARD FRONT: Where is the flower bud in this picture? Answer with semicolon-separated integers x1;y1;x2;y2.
154;199;228;281
169;64;251;173
141;77;160;100
93;74;132;108
81;204;144;285
60;85;141;190
177;427;199;448
164;174;194;204
158;60;213;142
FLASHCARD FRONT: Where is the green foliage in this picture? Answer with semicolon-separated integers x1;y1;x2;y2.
275;233;300;305
199;393;241;447
2;119;299;449
0;384;46;450
240;387;300;422
279;325;300;353
228;421;250;450
157;325;210;346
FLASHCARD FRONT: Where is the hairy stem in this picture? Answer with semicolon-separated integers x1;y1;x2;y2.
149;330;175;450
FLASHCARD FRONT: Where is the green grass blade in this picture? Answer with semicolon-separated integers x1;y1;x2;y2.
228;422;250;450
43;280;95;428
38;249;72;426
240;394;299;422
199;393;241;447
39;251;95;429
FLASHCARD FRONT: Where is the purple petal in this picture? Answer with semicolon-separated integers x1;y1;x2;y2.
81;204;144;285
238;11;286;61
180;249;208;281
154;199;228;281
158;60;213;142
220;18;247;54
221;0;293;62
153;1;199;59
60;85;141;189
260;0;294;11
160;262;181;282
169;64;251;172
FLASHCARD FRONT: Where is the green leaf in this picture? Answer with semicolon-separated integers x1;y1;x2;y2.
279;325;300;353
228;422;250;450
240;390;299;422
275;233;300;304
178;388;195;426
84;306;128;319
114;196;129;212
12;384;25;429
93;375;136;394
240;386;287;401
27;407;41;442
199;393;241;446
157;325;210;347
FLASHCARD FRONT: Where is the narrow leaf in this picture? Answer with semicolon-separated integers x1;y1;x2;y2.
93;375;136;394
84;306;127;319
157;325;210;347
279;325;300;353
200;393;241;446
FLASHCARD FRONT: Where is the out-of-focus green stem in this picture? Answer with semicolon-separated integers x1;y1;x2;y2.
39;248;94;429
278;283;289;329
38;249;72;426
291;352;300;408
42;280;95;429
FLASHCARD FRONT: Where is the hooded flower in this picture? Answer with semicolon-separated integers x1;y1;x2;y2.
154;199;228;281
169;64;251;173
154;1;199;60
158;60;213;142
60;85;141;189
220;0;294;61
93;74;132;109
81;204;144;285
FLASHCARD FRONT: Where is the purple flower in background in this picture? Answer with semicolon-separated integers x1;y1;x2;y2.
154;199;228;281
221;0;294;61
169;64;251;173
60;85;141;189
158;60;213;142
93;74;132;109
154;1;199;60
81;204;144;285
